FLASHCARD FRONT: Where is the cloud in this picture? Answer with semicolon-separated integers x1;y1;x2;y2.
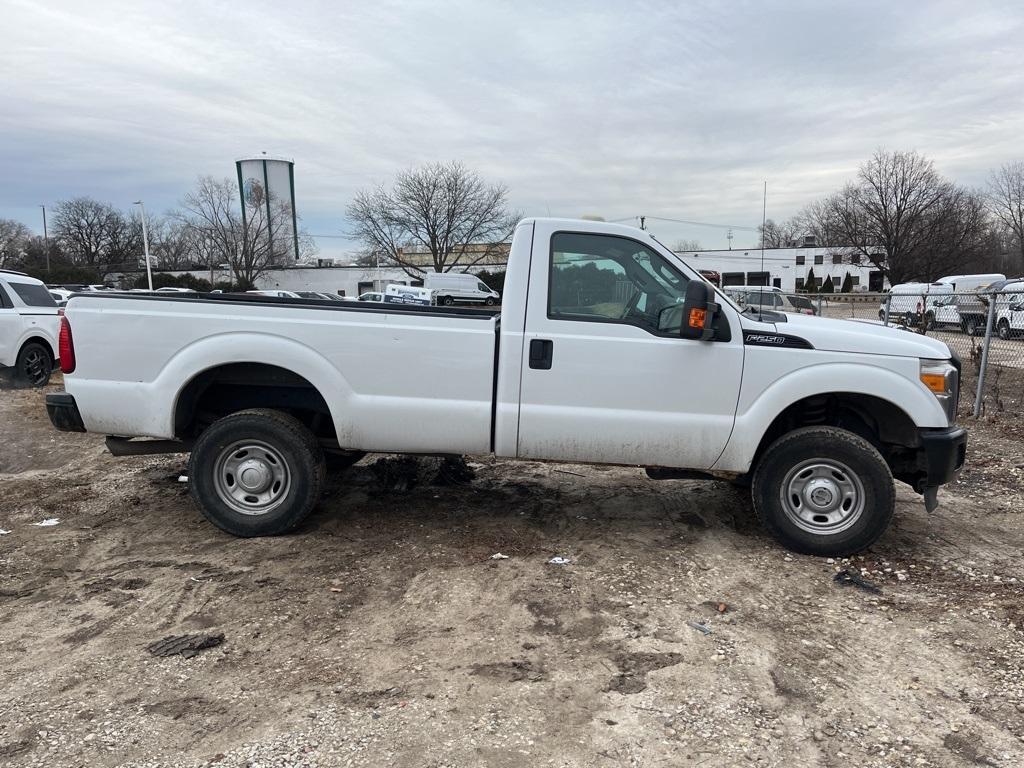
2;0;1023;254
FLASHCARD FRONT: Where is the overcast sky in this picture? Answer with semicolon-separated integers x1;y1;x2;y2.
3;0;1023;257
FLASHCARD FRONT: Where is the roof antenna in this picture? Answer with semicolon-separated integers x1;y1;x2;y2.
761;180;767;280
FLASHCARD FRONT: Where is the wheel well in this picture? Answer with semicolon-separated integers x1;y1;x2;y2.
20;336;55;363
174;363;335;441
751;393;920;478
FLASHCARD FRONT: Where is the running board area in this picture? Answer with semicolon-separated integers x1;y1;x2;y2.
105;437;193;456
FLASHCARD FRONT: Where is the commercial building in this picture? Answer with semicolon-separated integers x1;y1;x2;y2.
677;245;887;293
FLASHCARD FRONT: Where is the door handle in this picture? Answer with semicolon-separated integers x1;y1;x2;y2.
529;339;553;370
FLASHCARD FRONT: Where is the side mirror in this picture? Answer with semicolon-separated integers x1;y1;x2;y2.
679;281;719;340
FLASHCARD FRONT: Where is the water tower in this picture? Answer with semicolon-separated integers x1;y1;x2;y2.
235;154;299;260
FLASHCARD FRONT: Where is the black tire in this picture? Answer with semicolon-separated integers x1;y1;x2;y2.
188;409;326;537
485;297;495;306
751;426;895;557
443;295;454;306
965;317;980;336
925;312;935;331
998;320;1011;340
15;342;52;388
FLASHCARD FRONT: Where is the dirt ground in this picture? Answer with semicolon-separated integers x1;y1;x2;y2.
2;378;1023;768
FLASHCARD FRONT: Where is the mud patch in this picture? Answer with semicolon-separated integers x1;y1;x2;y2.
604;651;684;695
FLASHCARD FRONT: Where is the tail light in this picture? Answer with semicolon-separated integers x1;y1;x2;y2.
59;315;76;374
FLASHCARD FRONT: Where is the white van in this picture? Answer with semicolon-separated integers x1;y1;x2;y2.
384;284;432;306
930;273;1005;330
424;272;500;306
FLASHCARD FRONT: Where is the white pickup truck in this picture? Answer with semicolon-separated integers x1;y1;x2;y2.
47;219;967;556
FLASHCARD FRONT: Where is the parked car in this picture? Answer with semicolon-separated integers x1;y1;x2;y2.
47;218;967;557
357;292;384;302
729;288;817;316
0;269;60;387
246;289;302;299
424;272;499;306
48;288;72;307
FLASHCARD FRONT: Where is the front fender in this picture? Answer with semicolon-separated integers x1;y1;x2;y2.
712;361;947;472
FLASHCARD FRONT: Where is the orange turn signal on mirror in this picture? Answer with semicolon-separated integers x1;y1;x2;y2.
688;308;707;329
920;373;946;393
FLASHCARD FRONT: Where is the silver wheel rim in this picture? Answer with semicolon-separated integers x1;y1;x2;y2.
780;458;865;535
213;440;290;516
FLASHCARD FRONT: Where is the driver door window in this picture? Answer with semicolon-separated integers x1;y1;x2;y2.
548;232;689;335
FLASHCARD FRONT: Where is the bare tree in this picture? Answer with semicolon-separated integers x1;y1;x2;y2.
0;218;32;269
757;219;801;248
806;150;971;283
793;199;845;247
51;197;123;267
347;161;519;274
673;238;703;251
179;176;314;289
987;161;1024;267
150;218;195;270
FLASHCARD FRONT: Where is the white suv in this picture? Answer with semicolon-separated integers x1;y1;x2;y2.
0;270;61;387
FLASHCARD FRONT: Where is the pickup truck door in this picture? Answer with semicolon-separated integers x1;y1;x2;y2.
515;224;744;470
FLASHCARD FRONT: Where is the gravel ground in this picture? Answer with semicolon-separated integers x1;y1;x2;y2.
1;379;1023;767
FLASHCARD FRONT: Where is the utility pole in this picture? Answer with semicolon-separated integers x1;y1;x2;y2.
39;205;50;272
639;216;646;230
133;201;153;291
727;229;733;250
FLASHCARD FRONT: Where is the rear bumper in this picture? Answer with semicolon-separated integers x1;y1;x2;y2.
46;392;86;433
919;426;967;487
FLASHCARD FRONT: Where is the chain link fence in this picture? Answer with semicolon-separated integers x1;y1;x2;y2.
813;289;1024;417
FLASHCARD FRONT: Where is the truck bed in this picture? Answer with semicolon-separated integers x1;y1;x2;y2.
63;292;500;455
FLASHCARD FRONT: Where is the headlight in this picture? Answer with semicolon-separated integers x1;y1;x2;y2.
920;359;958;422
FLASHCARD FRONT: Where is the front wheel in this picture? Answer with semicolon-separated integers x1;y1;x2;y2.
188;409;326;537
965;317;980;336
443;295;454;306
752;426;895;557
998;319;1011;340
485;297;495;306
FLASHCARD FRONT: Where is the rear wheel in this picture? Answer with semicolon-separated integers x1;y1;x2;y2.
443;295;454;306
998;319;1012;340
752;426;895;557
964;316;980;336
485;297;495;306
925;311;935;330
188;409;326;537
15;342;52;388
